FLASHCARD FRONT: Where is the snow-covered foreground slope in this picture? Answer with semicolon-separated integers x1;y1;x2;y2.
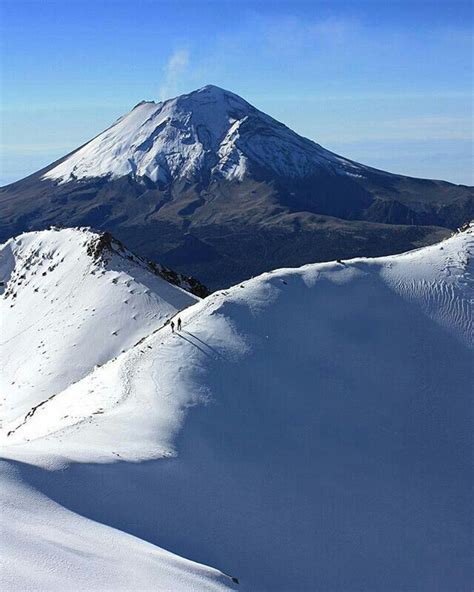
1;227;473;590
0;461;237;592
0;227;199;433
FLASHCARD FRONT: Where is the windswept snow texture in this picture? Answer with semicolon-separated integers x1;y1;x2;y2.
43;85;360;184
0;461;236;592
1;227;473;591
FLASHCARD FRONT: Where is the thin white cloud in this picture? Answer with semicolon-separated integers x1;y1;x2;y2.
158;50;190;101
0;143;75;153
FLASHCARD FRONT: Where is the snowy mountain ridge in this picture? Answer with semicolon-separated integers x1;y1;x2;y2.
0;227;201;433
1;224;472;460
1;226;472;591
43;85;364;184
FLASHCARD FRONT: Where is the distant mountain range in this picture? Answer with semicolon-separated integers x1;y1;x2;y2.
1;85;472;288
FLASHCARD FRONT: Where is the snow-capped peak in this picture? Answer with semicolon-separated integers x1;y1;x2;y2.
43;86;362;185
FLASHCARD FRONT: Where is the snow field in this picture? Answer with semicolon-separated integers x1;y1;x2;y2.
1;225;472;590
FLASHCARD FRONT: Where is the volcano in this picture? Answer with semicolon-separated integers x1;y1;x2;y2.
1;85;472;289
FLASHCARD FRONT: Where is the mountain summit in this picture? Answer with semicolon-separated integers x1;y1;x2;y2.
1;85;472;288
43;85;365;185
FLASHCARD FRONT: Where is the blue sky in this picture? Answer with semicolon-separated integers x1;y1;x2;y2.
1;0;473;185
